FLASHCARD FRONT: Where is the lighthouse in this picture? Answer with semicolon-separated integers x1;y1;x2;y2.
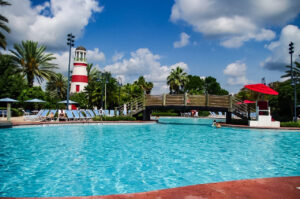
70;46;88;93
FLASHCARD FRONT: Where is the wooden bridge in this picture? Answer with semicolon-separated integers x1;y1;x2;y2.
119;94;255;123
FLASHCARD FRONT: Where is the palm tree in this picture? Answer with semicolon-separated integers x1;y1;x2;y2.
46;73;67;99
10;40;58;87
0;0;11;50
87;62;99;81
281;61;300;83
134;76;154;94
167;66;188;94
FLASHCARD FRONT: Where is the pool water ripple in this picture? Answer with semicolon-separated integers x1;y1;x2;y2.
0;122;299;197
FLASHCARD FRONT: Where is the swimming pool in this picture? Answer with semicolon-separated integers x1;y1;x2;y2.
0;122;299;197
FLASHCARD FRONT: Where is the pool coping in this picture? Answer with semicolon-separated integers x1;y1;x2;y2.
1;176;299;199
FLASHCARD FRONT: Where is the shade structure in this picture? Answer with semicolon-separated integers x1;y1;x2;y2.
25;98;46;103
58;100;78;104
0;98;19;102
244;84;278;95
237;100;256;105
0;98;18;122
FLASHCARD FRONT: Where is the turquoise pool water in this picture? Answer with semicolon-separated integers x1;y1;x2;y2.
0;122;299;197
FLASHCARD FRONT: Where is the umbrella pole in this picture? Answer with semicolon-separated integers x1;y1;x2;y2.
7;103;11;122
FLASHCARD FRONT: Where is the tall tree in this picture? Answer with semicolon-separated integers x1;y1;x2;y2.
204;76;228;95
46;73;68;99
281;61;300;83
185;75;205;94
134;76;154;94
167;66;188;94
0;54;26;99
0;0;10;50
10;40;58;87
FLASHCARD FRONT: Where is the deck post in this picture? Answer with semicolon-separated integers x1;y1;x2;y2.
184;92;188;106
163;93;166;106
206;94;209;107
143;108;151;121
229;95;233;112
226;111;232;124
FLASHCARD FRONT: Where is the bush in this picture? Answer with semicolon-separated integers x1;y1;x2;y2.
0;107;23;117
93;116;136;121
151;112;179;116
280;121;300;127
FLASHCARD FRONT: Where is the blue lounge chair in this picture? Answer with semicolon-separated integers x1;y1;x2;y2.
116;110;119;116
72;110;81;120
78;110;86;120
104;110;109;116
83;110;92;120
40;110;49;121
109;110;115;117
65;110;74;120
123;110;127;116
94;110;100;116
47;110;57;121
88;110;96;117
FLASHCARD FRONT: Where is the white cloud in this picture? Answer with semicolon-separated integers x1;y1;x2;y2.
87;48;105;62
173;32;190;48
261;25;300;71
104;48;188;94
170;0;300;48
0;0;103;50
223;61;250;85
112;52;125;62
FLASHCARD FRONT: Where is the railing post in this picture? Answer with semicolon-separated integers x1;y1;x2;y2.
163;93;166;106
184;92;188;106
206;93;209;106
143;94;146;110
229;95;233;112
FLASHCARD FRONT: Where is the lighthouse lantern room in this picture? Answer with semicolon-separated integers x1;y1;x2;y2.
70;46;88;93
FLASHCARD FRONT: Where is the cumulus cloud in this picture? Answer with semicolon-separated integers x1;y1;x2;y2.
261;25;300;71
0;0;103;50
173;32;190;48
112;52;125;62
170;0;300;47
104;48;188;94
223;61;250;85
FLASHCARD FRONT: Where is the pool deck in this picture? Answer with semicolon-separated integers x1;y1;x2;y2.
2;176;300;199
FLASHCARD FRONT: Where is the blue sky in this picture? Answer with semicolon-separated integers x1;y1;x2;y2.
2;0;300;93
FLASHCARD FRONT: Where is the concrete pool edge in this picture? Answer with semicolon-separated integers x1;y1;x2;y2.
1;176;299;199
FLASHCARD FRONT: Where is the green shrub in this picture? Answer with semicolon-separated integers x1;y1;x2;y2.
151;112;179;116
280;121;300;127
93;116;136;121
0;107;23;116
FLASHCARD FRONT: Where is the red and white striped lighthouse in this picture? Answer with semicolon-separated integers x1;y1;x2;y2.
70;46;88;93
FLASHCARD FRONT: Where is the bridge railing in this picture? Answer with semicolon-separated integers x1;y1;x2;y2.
145;94;231;108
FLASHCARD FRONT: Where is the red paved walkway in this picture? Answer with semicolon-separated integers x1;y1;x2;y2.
2;177;300;199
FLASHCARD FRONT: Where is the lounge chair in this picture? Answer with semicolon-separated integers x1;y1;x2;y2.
24;109;44;121
47;110;57;121
104;110;109;116
123;110;127;116
39;110;49;121
94;110;100;116
116;110;119;116
83;110;92;120
72;110;81;120
77;110;86;120
109;110;115;117
88;110;96;117
65;110;75;120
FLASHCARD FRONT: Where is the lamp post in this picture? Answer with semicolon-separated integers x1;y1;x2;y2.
66;33;75;110
118;77;122;106
289;42;297;122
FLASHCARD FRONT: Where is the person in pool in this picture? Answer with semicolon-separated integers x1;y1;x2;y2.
212;120;222;128
212;120;217;127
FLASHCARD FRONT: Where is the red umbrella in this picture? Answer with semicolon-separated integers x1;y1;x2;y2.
244;84;278;95
237;100;256;104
